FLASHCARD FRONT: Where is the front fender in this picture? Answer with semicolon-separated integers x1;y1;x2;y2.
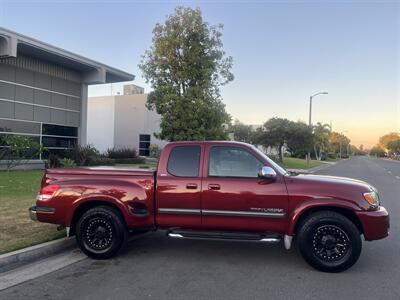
286;198;362;236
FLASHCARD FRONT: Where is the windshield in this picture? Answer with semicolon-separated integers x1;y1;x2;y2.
251;146;289;176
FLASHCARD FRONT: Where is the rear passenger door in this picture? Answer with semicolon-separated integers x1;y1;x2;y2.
155;144;203;229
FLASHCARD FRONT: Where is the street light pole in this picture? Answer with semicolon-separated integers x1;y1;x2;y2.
307;91;328;164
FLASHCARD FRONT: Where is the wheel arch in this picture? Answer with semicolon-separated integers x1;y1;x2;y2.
68;200;127;237
289;205;364;237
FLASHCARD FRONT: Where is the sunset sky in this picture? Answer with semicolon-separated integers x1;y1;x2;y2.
1;0;398;148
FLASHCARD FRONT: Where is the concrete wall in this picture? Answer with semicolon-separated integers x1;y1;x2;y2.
0;60;82;126
87;94;166;153
113;94;166;150
86;96;115;152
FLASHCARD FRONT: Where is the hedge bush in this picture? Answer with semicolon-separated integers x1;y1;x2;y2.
107;148;138;159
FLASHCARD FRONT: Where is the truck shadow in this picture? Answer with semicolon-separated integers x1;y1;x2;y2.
121;231;307;270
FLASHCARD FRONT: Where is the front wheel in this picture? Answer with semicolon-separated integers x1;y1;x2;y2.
297;211;362;272
76;206;127;259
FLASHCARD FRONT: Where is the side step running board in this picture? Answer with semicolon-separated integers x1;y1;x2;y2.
167;230;281;243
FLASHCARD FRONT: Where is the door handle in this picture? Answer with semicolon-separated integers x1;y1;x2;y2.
186;183;198;189
208;184;221;190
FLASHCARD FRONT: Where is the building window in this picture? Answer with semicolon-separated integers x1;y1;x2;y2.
0;134;41;159
139;134;151;156
0;119;41;134
0;118;78;160
42;124;78;137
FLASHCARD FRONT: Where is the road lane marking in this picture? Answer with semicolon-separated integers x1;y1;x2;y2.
396;176;400;180
388;171;392;174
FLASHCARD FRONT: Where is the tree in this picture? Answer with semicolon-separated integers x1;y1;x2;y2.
0;135;43;170
351;144;366;156
369;145;386;157
286;121;313;158
256;118;292;161
387;139;400;154
379;132;400;152
329;131;351;158
230;120;253;143
313;123;331;160
139;6;233;141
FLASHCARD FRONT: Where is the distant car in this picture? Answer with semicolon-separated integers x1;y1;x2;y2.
30;141;389;272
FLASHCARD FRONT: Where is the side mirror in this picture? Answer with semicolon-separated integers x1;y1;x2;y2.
258;166;277;180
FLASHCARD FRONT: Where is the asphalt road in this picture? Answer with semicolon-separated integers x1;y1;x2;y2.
1;156;399;300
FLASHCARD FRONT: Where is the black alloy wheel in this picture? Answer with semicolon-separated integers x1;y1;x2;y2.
76;206;127;259
297;211;362;272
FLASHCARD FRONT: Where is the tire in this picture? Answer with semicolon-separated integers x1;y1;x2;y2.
297;211;362;273
76;206;128;259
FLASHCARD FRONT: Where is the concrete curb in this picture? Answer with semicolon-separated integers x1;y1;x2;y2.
287;161;338;174
0;237;76;273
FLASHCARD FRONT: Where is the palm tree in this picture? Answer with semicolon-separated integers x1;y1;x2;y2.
313;123;331;161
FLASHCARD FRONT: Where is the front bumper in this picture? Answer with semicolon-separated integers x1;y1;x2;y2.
356;206;389;241
29;206;56;222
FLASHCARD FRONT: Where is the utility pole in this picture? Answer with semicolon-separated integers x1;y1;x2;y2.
307;92;328;164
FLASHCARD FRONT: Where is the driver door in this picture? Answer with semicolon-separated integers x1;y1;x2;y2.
201;145;288;233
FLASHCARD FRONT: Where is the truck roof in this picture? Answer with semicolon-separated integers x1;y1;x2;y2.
166;141;251;146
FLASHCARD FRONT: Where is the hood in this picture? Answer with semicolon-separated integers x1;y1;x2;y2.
289;173;376;193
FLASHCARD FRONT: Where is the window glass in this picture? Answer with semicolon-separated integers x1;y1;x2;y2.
167;146;201;177
0;119;41;134
139;149;150;156
42;148;66;159
139;141;150;149
139;134;151;142
251;145;288;176
42;136;77;148
208;146;264;178
0;134;40;159
42;124;78;137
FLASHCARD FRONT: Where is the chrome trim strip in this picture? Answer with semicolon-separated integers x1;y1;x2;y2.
158;208;201;215
168;233;184;238
158;208;285;218
0;79;81;99
202;209;285;218
0;98;80;113
260;237;281;243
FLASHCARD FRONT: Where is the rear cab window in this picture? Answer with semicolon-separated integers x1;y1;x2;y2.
167;146;201;177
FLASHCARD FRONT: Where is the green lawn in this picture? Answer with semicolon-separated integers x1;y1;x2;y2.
0;170;65;254
282;157;327;169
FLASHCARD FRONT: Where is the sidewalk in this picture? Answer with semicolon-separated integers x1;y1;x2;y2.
287;161;337;174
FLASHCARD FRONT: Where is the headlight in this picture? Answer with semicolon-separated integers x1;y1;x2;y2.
363;191;380;209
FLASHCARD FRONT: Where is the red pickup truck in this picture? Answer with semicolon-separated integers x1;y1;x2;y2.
29;141;389;272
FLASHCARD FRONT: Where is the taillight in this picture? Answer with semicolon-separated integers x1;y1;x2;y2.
37;184;60;201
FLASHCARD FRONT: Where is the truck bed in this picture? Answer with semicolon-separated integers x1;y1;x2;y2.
38;167;156;230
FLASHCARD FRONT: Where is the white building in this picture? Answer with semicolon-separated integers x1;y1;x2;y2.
87;86;166;155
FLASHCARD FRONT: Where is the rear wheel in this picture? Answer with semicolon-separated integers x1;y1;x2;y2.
297;211;362;272
76;206;127;259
